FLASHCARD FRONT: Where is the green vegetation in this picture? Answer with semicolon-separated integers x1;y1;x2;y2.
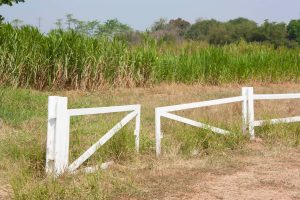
1;23;300;90
287;19;300;43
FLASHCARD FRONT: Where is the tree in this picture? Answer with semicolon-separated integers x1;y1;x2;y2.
287;19;300;43
55;18;63;30
96;19;132;38
0;0;25;22
11;18;23;27
0;0;24;6
151;18;168;32
65;14;76;30
186;19;221;41
251;20;287;46
226;17;257;42
72;20;99;35
169;18;190;36
53;15;100;36
207;23;231;45
149;18;190;42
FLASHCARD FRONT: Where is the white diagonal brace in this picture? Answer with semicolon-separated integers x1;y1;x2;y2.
162;112;230;135
68;110;138;172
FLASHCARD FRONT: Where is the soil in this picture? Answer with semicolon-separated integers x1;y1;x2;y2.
0;184;13;200
137;143;300;200
189;149;300;199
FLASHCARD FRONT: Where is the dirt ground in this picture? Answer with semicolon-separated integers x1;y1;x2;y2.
193;149;300;199
0;184;13;200
143;144;300;200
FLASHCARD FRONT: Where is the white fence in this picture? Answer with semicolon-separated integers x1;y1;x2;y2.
250;88;300;138
46;88;300;167
46;96;141;176
155;87;300;156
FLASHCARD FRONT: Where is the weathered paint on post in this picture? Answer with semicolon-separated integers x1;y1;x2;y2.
155;108;162;157
46;96;58;175
134;105;141;152
242;87;248;135
247;87;255;140
54;97;70;176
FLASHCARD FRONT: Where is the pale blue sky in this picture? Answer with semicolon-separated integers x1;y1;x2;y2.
1;0;300;32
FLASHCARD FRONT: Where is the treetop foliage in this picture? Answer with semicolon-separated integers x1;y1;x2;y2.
149;17;300;48
52;14;132;38
0;0;24;6
3;12;300;48
0;0;25;22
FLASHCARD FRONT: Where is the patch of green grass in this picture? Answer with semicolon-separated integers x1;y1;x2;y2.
11;168;142;200
0;87;47;125
256;123;300;147
162;123;247;157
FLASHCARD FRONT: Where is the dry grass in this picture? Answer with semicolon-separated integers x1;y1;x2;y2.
0;83;300;199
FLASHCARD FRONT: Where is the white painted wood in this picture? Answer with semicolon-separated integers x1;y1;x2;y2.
247;87;255;140
155;108;162;157
46;96;58;175
162;112;230;135
254;93;300;100
159;96;244;113
68;110;138;172
54;97;70;176
242;88;248;135
134;105;141;152
253;116;300;127
68;105;140;116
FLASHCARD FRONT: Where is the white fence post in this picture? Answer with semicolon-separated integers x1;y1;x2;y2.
46;96;70;176
242;87;248;135
46;96;58;175
155;108;162;157
247;87;255;140
134;105;141;152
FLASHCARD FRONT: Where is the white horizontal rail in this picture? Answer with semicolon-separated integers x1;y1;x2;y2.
68;105;139;117
162;112;230;135
158;96;243;113
68;110;138;172
254;93;300;100
253;116;300;127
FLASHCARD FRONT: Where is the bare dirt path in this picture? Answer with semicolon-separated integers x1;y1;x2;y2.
0;184;13;200
158;145;300;200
